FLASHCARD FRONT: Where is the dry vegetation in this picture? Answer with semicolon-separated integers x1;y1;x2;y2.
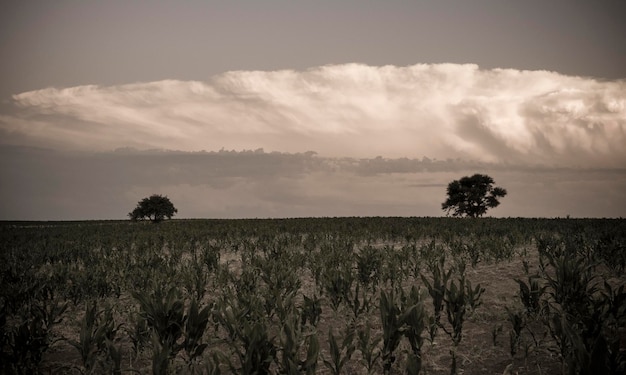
1;217;624;374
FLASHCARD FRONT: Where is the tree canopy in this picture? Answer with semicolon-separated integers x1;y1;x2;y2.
129;194;178;223
441;174;507;218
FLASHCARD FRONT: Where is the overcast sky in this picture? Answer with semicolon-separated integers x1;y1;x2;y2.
1;0;625;220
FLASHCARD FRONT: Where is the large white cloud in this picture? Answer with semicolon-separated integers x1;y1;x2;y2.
3;63;625;167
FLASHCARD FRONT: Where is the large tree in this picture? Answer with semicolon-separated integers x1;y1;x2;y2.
129;194;178;223
441;174;507;217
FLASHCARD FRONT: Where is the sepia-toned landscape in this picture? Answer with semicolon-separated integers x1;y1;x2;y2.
1;2;625;374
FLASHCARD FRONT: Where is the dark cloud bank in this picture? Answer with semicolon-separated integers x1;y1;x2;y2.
1;145;624;220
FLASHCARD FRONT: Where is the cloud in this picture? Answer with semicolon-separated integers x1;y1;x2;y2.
2;63;625;167
1;145;624;220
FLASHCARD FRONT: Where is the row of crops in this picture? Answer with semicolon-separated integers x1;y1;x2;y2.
1;217;625;374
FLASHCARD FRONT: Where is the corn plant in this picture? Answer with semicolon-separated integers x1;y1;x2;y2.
444;276;485;345
265;288;298;324
443;275;484;375
3;310;50;374
515;274;546;317
448;238;481;268
323;267;354;313
506;307;525;358
202;244;221;273
401;286;427;375
381;245;411;288
600;282;626;374
181;299;212;370
233;267;261;300
356;321;382;374
542;250;626;375
105;338;122;375
256;252;301;320
68;301;122;374
379;289;404;374
593;232;626;273
231;320;277;375
150;333;173;375
301;294;322;328
182;260;209;300
126;310;150;363
356;245;383;291
214;294;277;375
279;316;319;375
2;290;67;375
417;240;438;265
322;326;356;375
257;249;302;302
541;251;599;321
31;286;68;333
346;283;373;321
421;254;452;343
133;286;186;375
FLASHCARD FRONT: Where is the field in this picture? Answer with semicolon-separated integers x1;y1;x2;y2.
1;217;625;374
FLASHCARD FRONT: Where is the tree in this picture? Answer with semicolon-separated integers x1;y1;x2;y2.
129;194;178;223
441;174;507;218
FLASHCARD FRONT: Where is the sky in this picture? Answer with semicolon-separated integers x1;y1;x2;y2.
1;0;625;220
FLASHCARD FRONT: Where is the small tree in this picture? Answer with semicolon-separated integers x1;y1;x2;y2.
441;174;507;218
129;194;178;223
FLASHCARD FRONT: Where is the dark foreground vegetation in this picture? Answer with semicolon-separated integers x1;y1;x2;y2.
1;217;625;374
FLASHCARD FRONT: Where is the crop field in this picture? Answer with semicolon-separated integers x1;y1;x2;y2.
1;217;625;374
